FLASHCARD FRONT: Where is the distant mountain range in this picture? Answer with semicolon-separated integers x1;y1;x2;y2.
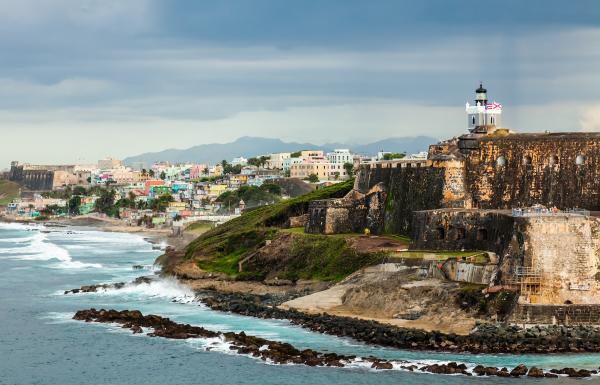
123;136;438;166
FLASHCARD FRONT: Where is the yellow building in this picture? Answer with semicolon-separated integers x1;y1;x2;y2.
207;183;228;198
290;162;348;180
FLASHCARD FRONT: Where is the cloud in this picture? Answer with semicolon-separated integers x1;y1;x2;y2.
0;0;154;31
579;105;600;131
0;1;599;168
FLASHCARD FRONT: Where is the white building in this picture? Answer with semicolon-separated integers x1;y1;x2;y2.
327;149;352;164
231;157;248;166
376;151;391;161
266;152;291;169
466;83;503;134
283;157;303;171
406;151;428;160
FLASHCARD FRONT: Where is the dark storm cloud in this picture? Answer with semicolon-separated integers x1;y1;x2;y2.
0;0;599;167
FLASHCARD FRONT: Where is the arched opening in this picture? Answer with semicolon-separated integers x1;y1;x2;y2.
472;116;475;125
456;227;466;240
496;155;507;167
491;116;495;124
549;155;559;166
576;155;585;165
522;155;532;166
436;227;445;240
477;228;488;241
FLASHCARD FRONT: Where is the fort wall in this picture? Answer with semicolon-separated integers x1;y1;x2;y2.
460;133;600;210
511;304;600;326
410;209;515;255
520;216;600;305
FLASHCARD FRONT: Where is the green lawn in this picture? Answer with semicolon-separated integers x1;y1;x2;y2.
0;180;19;205
185;220;215;234
280;227;306;235
280;227;363;239
392;250;489;263
197;247;248;276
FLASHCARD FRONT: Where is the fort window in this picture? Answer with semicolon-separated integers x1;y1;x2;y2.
496;155;507;167
522;155;532;166
471;116;475;125
477;228;488;241
576;155;585;165
436;227;445;240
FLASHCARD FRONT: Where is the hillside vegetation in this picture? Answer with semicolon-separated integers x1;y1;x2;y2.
183;179;357;280
0;180;20;205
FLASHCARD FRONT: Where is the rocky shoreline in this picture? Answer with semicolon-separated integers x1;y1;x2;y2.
64;280;600;358
72;308;595;378
199;291;600;356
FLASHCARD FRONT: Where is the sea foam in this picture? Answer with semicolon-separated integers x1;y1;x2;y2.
89;277;195;303
0;231;102;268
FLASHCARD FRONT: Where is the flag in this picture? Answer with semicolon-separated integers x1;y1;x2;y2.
485;102;502;110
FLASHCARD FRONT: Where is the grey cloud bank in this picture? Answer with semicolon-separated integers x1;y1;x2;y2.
1;0;600;167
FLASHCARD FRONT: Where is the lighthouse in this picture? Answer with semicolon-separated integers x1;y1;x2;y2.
465;83;502;134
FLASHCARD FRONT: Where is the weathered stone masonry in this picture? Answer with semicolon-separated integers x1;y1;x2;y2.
306;160;447;235
460;133;600;210
305;128;600;311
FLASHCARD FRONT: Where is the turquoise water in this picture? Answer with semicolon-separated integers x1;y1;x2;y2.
0;222;598;385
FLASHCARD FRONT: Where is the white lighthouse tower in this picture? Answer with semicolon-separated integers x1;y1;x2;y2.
465;83;502;134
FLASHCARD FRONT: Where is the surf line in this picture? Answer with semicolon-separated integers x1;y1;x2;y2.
73;308;595;378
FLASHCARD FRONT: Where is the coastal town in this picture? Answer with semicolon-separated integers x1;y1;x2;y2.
3;2;600;383
0;148;425;231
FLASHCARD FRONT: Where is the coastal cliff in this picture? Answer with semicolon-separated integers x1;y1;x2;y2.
155;178;512;336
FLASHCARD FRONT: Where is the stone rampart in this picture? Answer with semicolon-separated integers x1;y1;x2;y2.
410;209;515;256
460;133;600;210
519;215;600;305
511;304;600;326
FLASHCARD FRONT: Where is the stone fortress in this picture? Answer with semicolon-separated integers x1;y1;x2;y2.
7;161;89;192
306;84;600;324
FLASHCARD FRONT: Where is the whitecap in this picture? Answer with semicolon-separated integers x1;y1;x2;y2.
0;235;36;243
85;277;194;302
0;232;103;269
0;222;43;231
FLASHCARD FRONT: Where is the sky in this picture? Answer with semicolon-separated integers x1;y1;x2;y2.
1;0;600;167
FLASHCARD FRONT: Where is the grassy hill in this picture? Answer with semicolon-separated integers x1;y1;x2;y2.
0;180;20;205
181;179;359;280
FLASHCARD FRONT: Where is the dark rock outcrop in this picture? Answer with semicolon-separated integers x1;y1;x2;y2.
74;307;588;379
64;276;154;295
199;291;600;355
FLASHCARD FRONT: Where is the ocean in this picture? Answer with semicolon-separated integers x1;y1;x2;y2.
0;222;597;385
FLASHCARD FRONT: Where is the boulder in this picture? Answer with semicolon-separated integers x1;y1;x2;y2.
527;367;544;377
510;364;528;377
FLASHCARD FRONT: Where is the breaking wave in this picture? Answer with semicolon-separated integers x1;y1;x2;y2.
85;277;195;303
0;231;102;269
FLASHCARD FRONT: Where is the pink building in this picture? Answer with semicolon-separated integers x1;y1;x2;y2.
190;164;208;179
